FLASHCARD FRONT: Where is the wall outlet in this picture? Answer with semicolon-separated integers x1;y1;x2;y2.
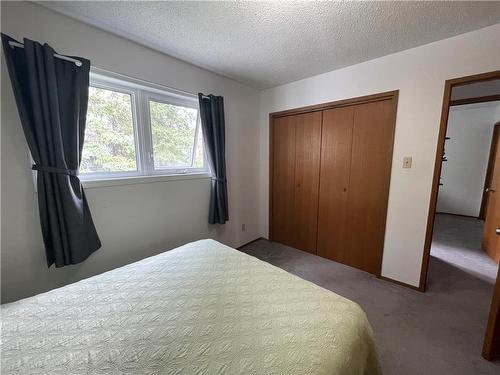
403;156;412;169
241;223;246;231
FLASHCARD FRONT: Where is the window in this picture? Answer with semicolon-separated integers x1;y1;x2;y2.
82;87;137;174
80;70;207;181
149;99;203;170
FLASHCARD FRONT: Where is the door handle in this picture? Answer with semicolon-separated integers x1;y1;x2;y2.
496;228;500;236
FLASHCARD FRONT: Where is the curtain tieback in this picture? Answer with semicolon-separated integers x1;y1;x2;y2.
211;177;226;183
32;164;78;176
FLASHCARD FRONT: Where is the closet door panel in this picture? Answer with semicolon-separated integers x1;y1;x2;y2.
345;100;395;274
293;111;322;253
271;116;296;247
317;107;354;261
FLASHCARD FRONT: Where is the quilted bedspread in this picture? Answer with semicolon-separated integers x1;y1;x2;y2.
1;239;381;375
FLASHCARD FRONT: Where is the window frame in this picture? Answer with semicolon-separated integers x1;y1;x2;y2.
79;69;209;183
145;93;204;175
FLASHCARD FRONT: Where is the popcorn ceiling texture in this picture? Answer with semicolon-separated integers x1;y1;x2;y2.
39;1;500;89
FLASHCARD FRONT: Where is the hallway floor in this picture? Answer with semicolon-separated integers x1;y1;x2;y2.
431;213;498;283
240;216;499;374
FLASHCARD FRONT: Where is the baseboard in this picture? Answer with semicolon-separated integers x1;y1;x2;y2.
378;275;422;292
435;212;479;220
236;237;265;249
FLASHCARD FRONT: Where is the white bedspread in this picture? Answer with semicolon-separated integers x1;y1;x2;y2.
1;239;381;374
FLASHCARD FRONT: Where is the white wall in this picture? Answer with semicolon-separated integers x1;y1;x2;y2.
1;2;261;303
436;102;500;217
259;24;500;287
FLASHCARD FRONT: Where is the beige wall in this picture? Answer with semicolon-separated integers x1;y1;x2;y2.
1;2;261;303
259;24;500;287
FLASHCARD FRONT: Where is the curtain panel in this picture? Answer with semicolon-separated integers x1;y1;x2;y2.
2;34;101;267
198;93;229;224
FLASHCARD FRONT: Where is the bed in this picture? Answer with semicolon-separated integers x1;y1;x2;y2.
1;239;381;374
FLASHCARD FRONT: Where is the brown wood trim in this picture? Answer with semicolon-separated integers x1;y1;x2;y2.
483;265;500;360
269;90;399;274
378;275;421;292
314;110;325;257
419;70;500;292
270;90;399;119
268;113;274;240
419;80;452;292
450;94;500;107
480;123;500;220
236;237;265;250
448;71;500;87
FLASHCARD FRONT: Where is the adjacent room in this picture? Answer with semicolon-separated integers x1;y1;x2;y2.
432;81;500;284
1;1;500;375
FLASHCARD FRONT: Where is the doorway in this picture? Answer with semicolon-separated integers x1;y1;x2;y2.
420;70;500;360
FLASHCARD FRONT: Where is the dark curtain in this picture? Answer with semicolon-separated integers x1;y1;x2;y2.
2;34;101;267
198;93;229;224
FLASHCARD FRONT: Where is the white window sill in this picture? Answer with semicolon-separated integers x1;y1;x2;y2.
81;172;212;189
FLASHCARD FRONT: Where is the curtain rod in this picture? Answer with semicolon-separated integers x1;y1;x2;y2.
90;66;202;100
8;40;83;67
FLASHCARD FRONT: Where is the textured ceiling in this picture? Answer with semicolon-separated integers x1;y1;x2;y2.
38;1;500;89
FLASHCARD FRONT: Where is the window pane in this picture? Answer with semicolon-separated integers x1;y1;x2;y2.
193;127;205;169
149;100;201;169
81;87;137;173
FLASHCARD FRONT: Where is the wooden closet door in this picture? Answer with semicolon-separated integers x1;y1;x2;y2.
271;116;296;248
271;112;322;254
344;99;395;274
293;112;322;253
317;107;354;261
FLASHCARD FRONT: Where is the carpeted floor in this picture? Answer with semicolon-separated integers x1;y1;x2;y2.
432;213;498;283
239;214;500;375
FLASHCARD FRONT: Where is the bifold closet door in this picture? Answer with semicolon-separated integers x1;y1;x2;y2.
346;100;395;274
272;116;296;249
294;112;322;253
317;107;354;263
271;112;322;254
317;99;395;275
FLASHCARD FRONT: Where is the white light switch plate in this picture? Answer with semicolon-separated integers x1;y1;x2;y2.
403;156;412;169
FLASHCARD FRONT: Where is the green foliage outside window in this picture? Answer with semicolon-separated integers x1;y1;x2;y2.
149;100;200;169
81;87;136;173
81;85;204;175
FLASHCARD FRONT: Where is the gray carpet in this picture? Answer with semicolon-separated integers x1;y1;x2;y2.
432;213;498;283
239;214;500;375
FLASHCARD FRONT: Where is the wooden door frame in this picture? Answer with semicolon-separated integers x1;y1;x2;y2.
483;265;500;360
268;90;399;277
419;70;500;292
480;122;500;220
450;94;500;107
